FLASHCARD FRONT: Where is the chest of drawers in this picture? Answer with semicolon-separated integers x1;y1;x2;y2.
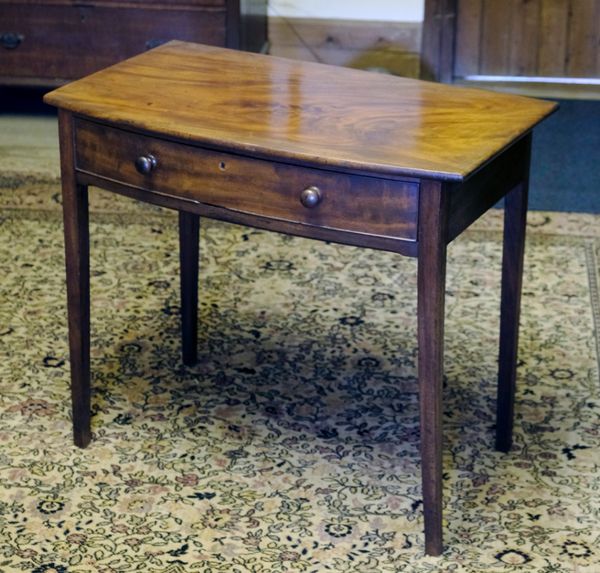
0;0;267;86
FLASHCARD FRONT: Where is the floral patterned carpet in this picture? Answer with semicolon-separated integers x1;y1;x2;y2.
0;174;599;573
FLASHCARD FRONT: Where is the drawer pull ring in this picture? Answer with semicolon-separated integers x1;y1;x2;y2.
1;33;24;50
134;154;157;175
300;186;322;208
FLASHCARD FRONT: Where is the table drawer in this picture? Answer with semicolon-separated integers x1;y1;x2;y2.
74;119;419;241
0;4;226;80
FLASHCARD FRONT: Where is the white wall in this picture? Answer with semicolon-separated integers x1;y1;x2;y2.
268;0;425;22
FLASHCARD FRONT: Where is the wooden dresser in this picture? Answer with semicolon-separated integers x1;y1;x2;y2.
0;0;267;86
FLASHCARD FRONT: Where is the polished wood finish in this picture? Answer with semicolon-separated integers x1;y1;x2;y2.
417;180;448;556
496;135;531;452
73;119;420;242
76;171;421;257
45;42;554;555
45;41;555;182
0;0;267;85
446;135;530;242
58;109;91;448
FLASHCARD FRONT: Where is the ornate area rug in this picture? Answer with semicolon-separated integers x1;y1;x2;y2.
0;175;599;573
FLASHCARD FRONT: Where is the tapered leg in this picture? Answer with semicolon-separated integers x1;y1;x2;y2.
495;168;529;452
59;110;91;448
179;211;200;366
417;181;448;556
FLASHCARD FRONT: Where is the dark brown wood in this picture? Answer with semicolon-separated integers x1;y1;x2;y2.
45;42;553;555
58;109;91;448
73;118;419;242
421;0;457;82
496;134;531;453
179;211;200;366
4;0;227;5
77;171;420;257
0;0;267;85
446;134;531;242
417;180;448;556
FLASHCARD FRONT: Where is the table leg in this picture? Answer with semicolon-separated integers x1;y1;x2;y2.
417;181;448;556
179;211;200;366
495;167;529;452
59;110;91;448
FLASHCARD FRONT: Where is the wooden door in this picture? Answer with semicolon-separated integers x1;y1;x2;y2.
422;0;600;83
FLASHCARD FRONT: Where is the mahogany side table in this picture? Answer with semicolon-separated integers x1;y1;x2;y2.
44;42;556;556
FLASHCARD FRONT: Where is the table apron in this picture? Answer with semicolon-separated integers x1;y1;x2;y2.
76;171;420;257
73;117;421;255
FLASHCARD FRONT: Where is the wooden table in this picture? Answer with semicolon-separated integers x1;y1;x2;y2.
44;41;556;556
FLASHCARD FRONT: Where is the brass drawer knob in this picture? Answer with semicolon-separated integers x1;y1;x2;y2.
134;154;157;175
300;186;322;208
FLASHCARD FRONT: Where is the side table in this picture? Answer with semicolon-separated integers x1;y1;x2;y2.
44;41;556;555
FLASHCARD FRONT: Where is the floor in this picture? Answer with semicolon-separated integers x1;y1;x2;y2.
1;86;599;573
1;174;599;572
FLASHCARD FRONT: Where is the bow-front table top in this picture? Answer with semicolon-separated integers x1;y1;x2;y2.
43;41;559;556
44;41;556;182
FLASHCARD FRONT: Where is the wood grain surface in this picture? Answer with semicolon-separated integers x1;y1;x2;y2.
0;0;226;5
0;4;226;81
74;118;419;241
44;41;556;181
0;1;267;85
49;36;542;557
452;0;600;80
538;0;570;76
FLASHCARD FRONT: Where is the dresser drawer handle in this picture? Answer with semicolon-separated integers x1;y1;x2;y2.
134;154;157;175
300;186;322;208
1;32;24;50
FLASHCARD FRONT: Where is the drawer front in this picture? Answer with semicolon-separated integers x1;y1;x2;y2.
0;5;226;80
90;1;226;5
75;120;419;241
